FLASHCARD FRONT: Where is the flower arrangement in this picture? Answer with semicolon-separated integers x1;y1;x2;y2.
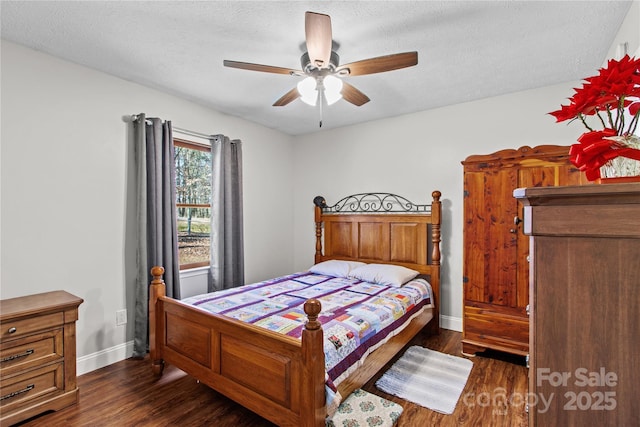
549;54;640;181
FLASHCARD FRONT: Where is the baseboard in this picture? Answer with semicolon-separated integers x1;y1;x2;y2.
440;315;463;332
77;340;134;375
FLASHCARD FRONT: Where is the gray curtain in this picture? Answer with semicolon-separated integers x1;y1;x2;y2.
132;114;181;358
209;135;244;291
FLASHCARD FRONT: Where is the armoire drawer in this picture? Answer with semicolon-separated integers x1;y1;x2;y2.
0;329;64;377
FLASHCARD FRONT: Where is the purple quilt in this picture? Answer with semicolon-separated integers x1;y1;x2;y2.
181;272;433;388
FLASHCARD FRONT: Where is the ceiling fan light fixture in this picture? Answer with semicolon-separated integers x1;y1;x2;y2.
323;75;343;105
225;12;418;116
297;76;318;106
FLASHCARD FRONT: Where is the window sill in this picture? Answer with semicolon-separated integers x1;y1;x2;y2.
179;266;209;279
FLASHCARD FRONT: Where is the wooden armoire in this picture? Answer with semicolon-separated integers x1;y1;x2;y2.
461;145;589;356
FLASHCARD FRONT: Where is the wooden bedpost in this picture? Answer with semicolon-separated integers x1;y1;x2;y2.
431;190;442;266
300;298;325;427
313;196;326;264
149;266;166;376
430;191;442;333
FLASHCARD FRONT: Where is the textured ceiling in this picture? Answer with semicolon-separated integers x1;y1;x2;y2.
1;1;633;135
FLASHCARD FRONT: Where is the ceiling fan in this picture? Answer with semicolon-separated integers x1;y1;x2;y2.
223;11;418;126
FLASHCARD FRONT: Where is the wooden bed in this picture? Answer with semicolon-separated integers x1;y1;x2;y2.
149;191;442;427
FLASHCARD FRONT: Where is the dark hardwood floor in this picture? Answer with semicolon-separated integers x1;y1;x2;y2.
14;329;528;427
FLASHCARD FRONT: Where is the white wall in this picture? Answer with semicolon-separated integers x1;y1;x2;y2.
605;0;639;59
1;40;295;371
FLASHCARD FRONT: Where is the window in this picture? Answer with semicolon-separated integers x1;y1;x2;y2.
174;138;211;270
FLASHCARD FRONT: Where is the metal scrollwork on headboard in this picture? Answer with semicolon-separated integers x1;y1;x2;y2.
313;193;432;213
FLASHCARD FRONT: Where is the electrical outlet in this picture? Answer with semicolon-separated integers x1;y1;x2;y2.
116;309;127;326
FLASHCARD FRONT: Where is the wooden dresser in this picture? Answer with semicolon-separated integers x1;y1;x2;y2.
515;183;640;426
0;291;83;426
461;145;588;356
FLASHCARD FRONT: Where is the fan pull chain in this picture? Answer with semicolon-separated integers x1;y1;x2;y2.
318;87;324;127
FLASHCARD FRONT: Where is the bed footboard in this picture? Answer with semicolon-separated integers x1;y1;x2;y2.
149;267;325;427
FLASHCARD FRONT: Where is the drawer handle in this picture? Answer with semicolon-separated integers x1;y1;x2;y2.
1;384;35;401
8;327;17;334
1;348;35;363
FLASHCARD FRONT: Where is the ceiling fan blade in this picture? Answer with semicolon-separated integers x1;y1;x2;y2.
305;11;332;69
336;51;418;76
273;87;301;106
341;82;370;106
224;60;303;76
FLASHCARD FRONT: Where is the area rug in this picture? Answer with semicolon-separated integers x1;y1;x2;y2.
375;346;473;414
326;388;403;427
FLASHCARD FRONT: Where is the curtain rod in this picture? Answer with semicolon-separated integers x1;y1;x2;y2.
173;127;213;140
131;114;213;140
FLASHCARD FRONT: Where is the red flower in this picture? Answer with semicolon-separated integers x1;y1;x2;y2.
551;55;640;181
549;55;640;136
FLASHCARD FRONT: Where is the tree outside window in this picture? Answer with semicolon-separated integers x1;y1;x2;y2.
174;138;211;269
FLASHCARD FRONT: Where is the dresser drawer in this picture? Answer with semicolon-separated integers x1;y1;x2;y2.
0;312;63;340
0;329;63;377
0;362;64;413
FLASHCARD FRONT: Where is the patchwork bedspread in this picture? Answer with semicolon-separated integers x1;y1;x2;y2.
181;271;433;389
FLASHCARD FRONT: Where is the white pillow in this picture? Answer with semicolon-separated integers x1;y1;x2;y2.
309;260;367;278
348;263;419;287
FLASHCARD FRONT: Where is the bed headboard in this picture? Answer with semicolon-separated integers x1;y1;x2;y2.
313;191;441;326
